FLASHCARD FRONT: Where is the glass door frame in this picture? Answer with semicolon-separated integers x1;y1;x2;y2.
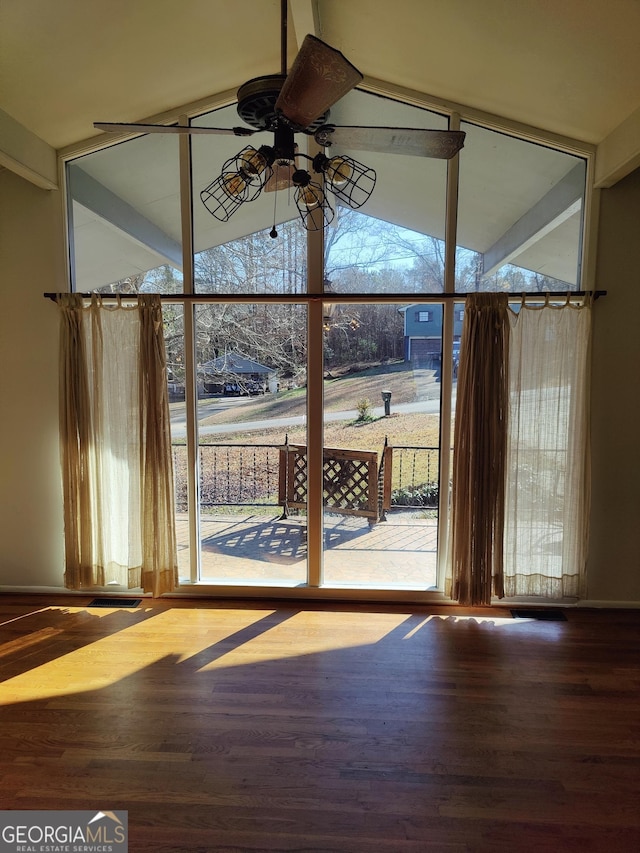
175;124;458;596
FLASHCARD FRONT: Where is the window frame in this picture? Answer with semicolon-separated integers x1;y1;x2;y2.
58;81;598;602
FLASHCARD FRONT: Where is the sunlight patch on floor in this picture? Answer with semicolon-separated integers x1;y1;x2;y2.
0;606;279;704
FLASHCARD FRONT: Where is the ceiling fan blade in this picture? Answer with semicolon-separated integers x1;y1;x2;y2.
314;126;466;159
275;35;363;130
93;122;255;137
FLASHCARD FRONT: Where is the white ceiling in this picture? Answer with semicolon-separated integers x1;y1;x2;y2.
2;0;640;151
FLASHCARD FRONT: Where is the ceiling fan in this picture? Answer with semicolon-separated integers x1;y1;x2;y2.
94;0;465;233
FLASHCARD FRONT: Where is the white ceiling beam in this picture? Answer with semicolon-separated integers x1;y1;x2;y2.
68;165;182;269
482;164;585;278
289;0;320;48
0;108;57;190
594;105;640;188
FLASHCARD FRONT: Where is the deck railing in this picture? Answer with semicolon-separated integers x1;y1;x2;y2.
386;445;440;509
172;443;282;511
279;444;381;523
172;442;441;516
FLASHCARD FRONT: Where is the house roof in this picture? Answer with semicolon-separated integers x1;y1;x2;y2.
201;354;273;375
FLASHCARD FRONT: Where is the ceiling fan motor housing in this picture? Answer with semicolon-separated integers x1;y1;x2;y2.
236;74;329;132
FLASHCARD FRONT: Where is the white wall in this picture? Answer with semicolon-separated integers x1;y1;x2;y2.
0;169;67;587
587;166;640;603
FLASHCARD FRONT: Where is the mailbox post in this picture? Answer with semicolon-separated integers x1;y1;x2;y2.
381;390;392;416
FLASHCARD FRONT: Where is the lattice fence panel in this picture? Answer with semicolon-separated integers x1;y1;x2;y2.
323;457;370;509
279;445;380;522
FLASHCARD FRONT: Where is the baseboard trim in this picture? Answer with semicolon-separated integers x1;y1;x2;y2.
1;587;639;610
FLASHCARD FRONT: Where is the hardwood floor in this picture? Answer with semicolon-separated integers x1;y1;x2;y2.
0;595;638;852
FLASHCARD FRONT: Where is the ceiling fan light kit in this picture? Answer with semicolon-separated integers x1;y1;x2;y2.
313;152;376;209
94;1;465;235
200;145;274;222
291;169;334;231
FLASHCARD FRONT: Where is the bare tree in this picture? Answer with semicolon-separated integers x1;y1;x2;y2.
102;207;571;387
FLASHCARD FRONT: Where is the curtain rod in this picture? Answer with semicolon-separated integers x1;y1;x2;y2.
44;290;606;304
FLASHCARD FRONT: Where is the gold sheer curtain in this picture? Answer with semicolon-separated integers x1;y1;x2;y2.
58;293;178;596
447;293;510;605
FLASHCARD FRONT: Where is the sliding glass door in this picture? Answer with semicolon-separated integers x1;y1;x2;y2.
320;300;442;590
192;300;308;586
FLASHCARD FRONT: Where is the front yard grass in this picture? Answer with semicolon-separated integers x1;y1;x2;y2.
195;360;439;428
206;412;442;453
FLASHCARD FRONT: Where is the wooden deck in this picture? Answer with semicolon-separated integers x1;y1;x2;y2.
0;596;638;851
175;511;439;589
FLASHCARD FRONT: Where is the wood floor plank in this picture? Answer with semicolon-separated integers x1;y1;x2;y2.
0;595;638;851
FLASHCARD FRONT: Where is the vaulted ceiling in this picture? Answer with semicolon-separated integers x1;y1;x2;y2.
2;0;639;159
2;0;639;288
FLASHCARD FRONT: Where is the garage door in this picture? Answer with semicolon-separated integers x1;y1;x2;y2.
410;338;441;366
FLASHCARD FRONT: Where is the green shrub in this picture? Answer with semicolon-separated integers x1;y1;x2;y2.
391;483;439;507
355;397;372;422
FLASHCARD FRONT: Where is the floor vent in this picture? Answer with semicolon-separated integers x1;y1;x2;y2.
511;608;566;621
88;598;141;608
